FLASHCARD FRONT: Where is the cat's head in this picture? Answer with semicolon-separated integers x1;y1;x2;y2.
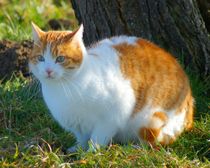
29;22;86;82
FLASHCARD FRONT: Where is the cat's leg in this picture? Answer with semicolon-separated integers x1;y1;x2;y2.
67;131;89;153
159;109;187;145
89;122;119;151
139;111;186;146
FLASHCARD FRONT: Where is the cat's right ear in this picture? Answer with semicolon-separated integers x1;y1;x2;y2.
31;22;44;43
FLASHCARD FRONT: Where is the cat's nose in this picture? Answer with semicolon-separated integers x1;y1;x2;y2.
46;69;53;76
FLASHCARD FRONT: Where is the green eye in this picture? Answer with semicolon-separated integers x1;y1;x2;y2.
37;55;45;62
56;56;65;63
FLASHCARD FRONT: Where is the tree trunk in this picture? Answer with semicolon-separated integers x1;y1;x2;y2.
197;0;210;32
71;0;210;76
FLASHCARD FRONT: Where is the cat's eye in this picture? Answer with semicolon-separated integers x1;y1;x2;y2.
37;55;45;62
56;56;65;63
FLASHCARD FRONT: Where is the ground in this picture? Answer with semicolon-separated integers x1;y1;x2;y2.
0;0;209;167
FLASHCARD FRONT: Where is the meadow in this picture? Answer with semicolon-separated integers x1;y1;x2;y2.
0;0;209;167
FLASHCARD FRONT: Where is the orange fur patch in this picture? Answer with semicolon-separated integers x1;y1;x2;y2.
113;39;193;116
139;127;160;144
51;40;83;69
29;30;83;68
153;112;168;122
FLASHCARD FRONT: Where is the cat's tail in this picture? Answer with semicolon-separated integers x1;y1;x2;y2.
184;90;194;131
139;90;194;146
159;90;194;145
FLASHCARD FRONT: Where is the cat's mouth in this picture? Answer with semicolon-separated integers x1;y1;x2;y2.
45;71;57;79
46;75;55;80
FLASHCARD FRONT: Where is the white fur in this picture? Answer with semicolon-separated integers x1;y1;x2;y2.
110;36;138;45
30;32;187;151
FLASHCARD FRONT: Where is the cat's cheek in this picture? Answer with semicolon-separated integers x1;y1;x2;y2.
54;66;65;79
38;67;45;77
29;63;40;79
34;64;49;81
56;72;63;79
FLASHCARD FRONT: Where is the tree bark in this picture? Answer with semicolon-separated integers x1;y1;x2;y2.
71;0;210;76
197;0;210;32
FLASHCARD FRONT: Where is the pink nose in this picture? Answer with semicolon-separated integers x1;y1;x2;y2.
46;69;53;76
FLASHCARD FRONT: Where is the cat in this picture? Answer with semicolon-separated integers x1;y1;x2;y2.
29;22;194;152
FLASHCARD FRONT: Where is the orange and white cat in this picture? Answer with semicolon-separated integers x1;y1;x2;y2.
29;23;194;152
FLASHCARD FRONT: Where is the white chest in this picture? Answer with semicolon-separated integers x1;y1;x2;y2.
41;68;135;136
40;42;136;135
42;81;99;133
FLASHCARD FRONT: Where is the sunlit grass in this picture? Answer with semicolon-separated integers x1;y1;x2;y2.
0;0;77;41
0;74;209;167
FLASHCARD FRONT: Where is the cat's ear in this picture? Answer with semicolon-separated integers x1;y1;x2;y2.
64;24;84;45
72;24;84;44
31;22;45;43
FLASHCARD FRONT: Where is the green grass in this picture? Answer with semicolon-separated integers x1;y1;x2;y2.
0;74;209;167
0;0;77;41
0;0;210;167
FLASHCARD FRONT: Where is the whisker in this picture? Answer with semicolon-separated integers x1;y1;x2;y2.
60;80;70;99
62;71;105;104
72;81;84;103
34;42;41;48
62;78;77;101
67;77;99;104
62;77;84;103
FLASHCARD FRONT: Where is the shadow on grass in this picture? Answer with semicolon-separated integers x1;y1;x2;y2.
0;75;75;162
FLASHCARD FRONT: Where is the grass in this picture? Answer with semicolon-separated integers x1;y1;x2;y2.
0;74;209;167
0;0;210;167
0;0;77;41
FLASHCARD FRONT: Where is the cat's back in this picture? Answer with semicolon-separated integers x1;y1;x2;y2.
99;36;193;144
112;37;191;111
87;36;138;61
89;35;188;87
90;36;192;117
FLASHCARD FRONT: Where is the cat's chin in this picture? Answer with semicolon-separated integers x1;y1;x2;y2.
38;71;78;83
45;76;56;80
37;75;61;83
45;76;61;81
